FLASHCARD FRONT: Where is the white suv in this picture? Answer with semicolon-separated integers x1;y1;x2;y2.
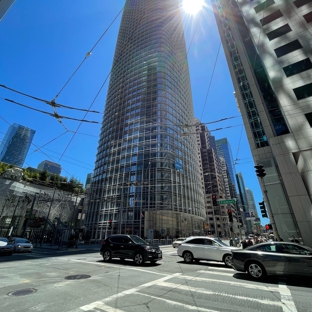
177;236;236;267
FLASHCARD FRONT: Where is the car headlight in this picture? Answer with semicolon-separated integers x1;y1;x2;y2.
17;245;22;248
144;246;156;252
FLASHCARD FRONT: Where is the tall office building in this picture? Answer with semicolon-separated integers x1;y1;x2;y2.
0;0;15;22
86;0;205;240
212;0;312;245
236;172;253;234
37;160;61;175
0;123;35;167
216;138;237;198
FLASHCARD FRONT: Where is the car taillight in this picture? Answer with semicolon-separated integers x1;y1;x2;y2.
102;241;106;245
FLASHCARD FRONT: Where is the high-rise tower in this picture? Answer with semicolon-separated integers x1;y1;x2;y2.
212;0;312;245
86;0;205;240
0;123;35;167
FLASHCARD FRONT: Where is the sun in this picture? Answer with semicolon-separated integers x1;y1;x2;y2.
182;0;204;15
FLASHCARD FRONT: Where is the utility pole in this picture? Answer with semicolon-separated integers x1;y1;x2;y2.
254;164;279;240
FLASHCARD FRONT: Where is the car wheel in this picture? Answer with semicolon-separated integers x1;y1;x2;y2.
247;261;266;279
102;250;112;262
134;253;144;265
183;251;194;263
223;254;232;267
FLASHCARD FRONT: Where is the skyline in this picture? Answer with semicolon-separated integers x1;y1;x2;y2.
0;1;265;223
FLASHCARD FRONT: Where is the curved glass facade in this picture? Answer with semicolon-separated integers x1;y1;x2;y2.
86;0;205;239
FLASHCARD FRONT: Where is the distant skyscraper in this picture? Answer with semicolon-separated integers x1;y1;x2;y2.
236;172;252;234
86;0;205;239
246;188;258;219
212;0;312;245
216;138;237;197
37;160;61;175
0;0;15;22
0;123;35;167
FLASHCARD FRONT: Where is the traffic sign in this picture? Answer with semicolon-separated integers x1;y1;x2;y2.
218;199;236;204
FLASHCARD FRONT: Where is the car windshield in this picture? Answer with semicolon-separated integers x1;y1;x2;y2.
15;238;31;243
214;238;229;246
129;236;148;245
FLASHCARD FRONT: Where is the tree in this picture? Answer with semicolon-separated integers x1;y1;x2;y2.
39;170;49;182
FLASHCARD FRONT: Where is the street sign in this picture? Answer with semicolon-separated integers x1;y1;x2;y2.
218;199;236;204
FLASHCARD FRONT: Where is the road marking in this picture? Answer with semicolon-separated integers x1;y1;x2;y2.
137;293;219;311
70;259;167;276
279;282;297;312
177;275;279;292
78;273;181;311
197;269;233;277
80;302;125;312
157;281;284;307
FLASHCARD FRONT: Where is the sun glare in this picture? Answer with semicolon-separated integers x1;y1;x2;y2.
182;0;204;15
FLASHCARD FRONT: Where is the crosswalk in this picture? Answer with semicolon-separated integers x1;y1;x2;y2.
70;249;296;312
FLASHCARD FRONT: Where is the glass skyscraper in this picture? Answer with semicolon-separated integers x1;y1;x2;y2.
86;0;205;240
0;123;35;167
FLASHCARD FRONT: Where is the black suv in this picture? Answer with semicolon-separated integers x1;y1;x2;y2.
100;235;162;265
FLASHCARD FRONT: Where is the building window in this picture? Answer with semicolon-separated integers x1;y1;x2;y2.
283;58;312;77
274;40;302;58
260;10;283;26
266;24;292;41
303;11;312;23
293;82;312;100
254;0;275;13
305;113;312;127
294;0;312;9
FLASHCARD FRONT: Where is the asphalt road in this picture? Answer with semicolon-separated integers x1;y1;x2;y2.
0;245;311;312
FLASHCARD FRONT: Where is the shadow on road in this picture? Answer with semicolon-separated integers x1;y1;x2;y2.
0;246;101;263
233;272;312;288
96;258;161;267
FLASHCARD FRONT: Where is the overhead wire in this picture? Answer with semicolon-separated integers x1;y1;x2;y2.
0;84;100;113
0;97;99;124
52;5;125;102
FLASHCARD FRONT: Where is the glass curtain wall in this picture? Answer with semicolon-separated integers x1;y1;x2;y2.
86;0;205;239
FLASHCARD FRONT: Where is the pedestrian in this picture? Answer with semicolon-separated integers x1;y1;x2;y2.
229;238;233;246
290;235;300;244
247;238;253;246
253;236;260;245
241;239;248;249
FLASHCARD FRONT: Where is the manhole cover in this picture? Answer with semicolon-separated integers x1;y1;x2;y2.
65;274;91;280
8;288;37;296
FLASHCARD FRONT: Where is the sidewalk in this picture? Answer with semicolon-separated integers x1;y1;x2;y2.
33;242;102;252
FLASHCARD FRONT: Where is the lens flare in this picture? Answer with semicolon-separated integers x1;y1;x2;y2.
182;0;204;15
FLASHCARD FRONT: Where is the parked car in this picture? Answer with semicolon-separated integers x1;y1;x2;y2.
172;237;187;248
100;234;162;265
231;241;312;279
0;239;14;256
9;237;33;252
177;236;236;267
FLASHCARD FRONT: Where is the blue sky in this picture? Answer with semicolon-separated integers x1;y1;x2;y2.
0;1;265;224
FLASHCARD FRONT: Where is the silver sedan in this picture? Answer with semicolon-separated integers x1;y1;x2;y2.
9;237;33;253
231;241;312;279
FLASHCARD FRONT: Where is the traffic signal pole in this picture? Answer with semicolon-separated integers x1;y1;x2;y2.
254;164;280;240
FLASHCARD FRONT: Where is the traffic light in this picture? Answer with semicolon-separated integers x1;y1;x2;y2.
212;195;218;206
265;224;273;230
228;209;233;223
108;219;112;229
259;201;268;218
254;164;266;178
